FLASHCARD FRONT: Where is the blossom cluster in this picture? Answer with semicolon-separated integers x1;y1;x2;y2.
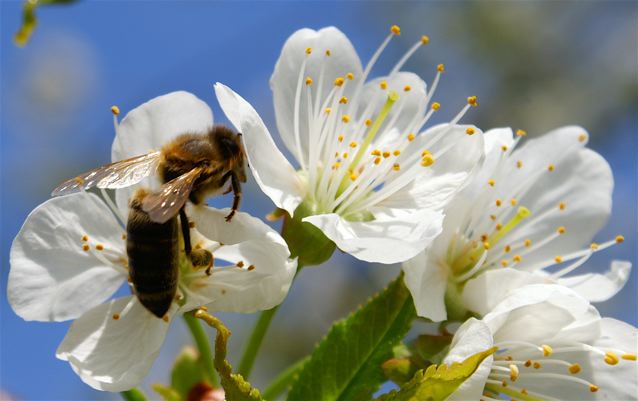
8;25;636;400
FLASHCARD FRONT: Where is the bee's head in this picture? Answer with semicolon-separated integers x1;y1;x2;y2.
208;126;247;180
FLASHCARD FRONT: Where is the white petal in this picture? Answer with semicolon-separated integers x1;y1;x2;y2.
271;27;363;161
56;296;170;391
303;208;443;264
444;318;494;401
462;269;546;316
214;83;304;215
557;260;632;303
111;91;214;161
183;206;296;313
8;193;126;321
401;248;449;321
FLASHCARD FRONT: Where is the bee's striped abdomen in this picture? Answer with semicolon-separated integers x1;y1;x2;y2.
127;189;179;318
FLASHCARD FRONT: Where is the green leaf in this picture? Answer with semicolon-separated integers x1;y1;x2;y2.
374;347;496;401
286;274;416;401
171;346;208;399
151;384;181;401
193;310;264;401
14;0;78;47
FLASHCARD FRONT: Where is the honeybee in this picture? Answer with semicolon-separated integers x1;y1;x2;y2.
127;188;213;318
52;125;247;224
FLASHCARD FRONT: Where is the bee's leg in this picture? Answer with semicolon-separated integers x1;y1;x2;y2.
179;207;192;256
224;171;242;222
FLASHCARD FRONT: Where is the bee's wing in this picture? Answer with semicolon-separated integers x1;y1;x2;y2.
141;167;204;223
51;151;162;197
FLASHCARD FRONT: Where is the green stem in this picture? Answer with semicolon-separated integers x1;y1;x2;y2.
120;388;147;401
262;357;309;400
184;312;218;386
237;305;280;378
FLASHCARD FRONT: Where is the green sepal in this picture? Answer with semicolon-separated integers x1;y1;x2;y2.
151;384;181;401
374;347;497;401
286;274;416;401
171;346;208;399
14;0;77;47
281;201;336;267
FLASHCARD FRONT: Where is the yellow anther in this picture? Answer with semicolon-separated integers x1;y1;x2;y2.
524;360;532;367
112;313;120;320
380;80;388;90
510;198;518;206
82;244;90;252
421;154;435;167
403;85;412;92
349;141;357;148
335;152;340;158
236;261;245;268
516;160;523;169
616;235;625;243
437;63;445;72
121;234;127;240
81;235;89;242
466;127;475;135
490;214;497;221
524;239;532;247
338;135;344;142
334;77;345;86
487;178;495;186
365;119;372;126
501;380;508;387
557;226;566;234
391;25;401;35
305;47;312;55
371;149;381;156
247;264;256;271
346;72;354;80
569;363;582;374
542;344;553;357
496;223;503;231
509;364;519;381
504;245;511;253
431;102;441;110
374;157;381;165
554;256;563;263
393;163;401;171
496;199;502;207
305;77;313;86
483;241;490;250
513;255;522;263
533;362;542;369
420;35;430;45
332;162;341;170
111;105;120;115
341;115;350;123
162;315;169;322
382;151;391;158
579;133;587;142
96;244;104;251
501;260;509;267
501;145;508;152
521;389;529;395
421;150;431;157
547;164;555;172
339;96;348;104
589;385;599;393
407;133;415;141
605;351;620;365
342;152;349;158
393;150;401;156
350;173;358;181
516;129;526;137
622;353;637;361
325;107;332;114
467;96;478;107
590;242;599;250
325;49;331;56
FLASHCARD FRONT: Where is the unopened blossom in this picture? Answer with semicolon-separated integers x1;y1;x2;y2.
443;284;637;401
215;25;484;264
403;126;631;321
8;92;296;391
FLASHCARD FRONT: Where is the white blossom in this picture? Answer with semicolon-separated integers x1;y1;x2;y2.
403;126;631;321
215;25;484;264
